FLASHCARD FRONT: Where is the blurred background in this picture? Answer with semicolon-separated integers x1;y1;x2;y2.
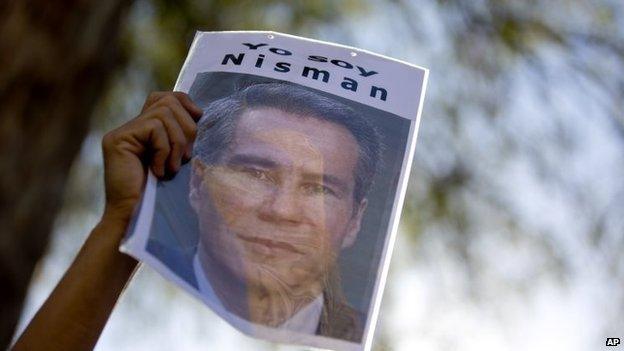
2;0;623;350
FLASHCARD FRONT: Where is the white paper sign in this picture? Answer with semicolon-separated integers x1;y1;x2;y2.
121;31;428;351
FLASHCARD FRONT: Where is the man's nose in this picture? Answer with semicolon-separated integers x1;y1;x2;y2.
258;185;303;224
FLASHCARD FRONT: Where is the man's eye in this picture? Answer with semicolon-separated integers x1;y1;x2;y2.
303;183;336;196
243;168;271;181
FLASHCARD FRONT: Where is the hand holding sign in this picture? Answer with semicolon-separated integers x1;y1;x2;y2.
101;92;203;225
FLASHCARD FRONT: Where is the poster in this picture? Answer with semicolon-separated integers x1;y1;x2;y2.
121;31;428;351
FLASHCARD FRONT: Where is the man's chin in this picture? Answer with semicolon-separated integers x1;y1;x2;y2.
239;262;323;291
208;251;324;291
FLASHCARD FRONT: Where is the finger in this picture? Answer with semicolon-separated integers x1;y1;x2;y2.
151;96;197;159
167;102;196;160
151;95;197;141
149;106;188;173
143;92;203;120
146;118;171;178
142;91;168;112
172;91;203;119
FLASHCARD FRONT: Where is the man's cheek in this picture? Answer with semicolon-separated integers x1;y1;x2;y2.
300;231;338;270
322;206;353;248
207;180;262;226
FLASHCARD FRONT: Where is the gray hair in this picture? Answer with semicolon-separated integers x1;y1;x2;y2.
193;83;382;205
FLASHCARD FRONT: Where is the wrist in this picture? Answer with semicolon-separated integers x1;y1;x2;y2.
97;208;132;237
100;202;137;227
92;211;137;262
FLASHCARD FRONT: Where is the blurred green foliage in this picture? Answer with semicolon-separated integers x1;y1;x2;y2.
123;0;366;89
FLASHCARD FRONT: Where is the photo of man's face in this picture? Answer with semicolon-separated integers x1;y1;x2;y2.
141;77;411;344
190;107;367;301
138;78;391;340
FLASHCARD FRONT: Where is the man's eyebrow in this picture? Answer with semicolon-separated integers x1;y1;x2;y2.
225;154;278;168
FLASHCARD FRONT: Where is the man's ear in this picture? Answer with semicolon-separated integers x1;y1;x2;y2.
189;158;207;213
341;198;368;249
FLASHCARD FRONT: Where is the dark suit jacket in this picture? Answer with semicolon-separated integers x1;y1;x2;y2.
146;239;364;343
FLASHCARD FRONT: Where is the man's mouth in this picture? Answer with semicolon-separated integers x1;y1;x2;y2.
236;234;304;255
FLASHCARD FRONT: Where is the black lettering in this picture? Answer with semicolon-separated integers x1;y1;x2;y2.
302;66;330;83
274;62;291;73
222;53;244;65
255;54;265;68
308;55;328;63
331;59;353;69
269;47;292;56
370;86;387;101
357;66;378;77
341;77;358;92
242;43;268;50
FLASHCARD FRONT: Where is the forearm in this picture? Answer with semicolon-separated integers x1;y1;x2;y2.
12;216;138;351
12;91;201;351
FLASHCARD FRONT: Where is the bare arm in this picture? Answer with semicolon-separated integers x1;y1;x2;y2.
12;92;203;351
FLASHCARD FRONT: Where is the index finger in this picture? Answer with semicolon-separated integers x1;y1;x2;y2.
172;92;203;120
